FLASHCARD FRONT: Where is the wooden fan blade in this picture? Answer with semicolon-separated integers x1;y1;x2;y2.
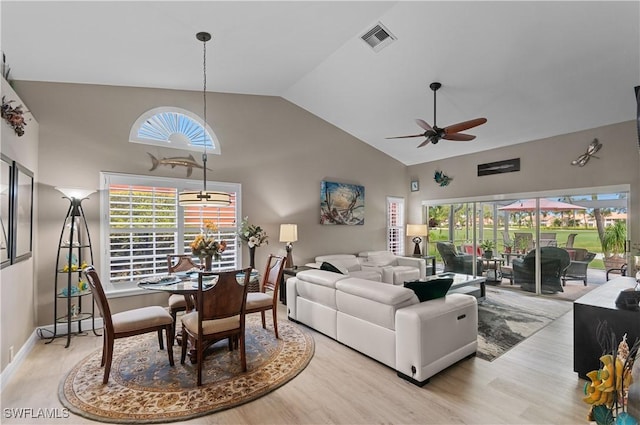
444;118;487;134
417;138;432;148
415;119;433;131
443;133;476;141
385;133;425;139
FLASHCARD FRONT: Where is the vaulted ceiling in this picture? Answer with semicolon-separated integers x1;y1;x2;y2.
2;1;638;165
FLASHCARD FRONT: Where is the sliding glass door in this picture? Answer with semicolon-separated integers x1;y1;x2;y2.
424;187;629;294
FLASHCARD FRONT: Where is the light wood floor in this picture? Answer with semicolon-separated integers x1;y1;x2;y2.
2;302;588;424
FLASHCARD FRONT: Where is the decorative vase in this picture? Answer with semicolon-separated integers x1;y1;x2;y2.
249;246;256;270
201;255;213;271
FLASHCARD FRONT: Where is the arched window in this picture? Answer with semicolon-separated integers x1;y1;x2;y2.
129;107;221;155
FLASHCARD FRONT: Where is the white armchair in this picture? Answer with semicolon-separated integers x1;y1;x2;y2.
358;251;426;285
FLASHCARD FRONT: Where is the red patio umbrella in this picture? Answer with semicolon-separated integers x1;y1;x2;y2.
498;199;586;211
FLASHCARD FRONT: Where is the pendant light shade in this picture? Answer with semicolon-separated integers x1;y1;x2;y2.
178;190;231;206
178;31;231;208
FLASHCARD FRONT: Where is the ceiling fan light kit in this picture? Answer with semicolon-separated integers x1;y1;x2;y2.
387;82;487;148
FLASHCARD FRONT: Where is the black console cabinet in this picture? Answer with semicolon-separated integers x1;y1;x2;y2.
573;277;639;379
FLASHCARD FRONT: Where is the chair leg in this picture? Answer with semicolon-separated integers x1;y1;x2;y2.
180;324;188;365
272;308;279;339
157;329;164;350
240;331;247;372
165;325;175;366
197;339;203;386
261;311;266;329
101;333;107;367
170;309;178;345
103;337;114;385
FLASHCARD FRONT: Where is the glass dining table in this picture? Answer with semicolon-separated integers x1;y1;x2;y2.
138;270;259;363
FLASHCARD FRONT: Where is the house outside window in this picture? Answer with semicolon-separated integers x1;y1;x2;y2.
100;172;240;293
386;196;405;255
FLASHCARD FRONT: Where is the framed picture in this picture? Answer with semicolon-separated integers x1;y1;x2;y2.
320;181;364;225
0;154;12;268
12;161;33;263
410;180;419;192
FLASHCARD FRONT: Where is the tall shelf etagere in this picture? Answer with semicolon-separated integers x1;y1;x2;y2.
45;189;99;347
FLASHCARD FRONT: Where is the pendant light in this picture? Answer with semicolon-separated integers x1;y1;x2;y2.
178;32;231;207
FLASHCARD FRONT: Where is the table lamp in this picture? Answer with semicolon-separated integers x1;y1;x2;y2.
406;224;428;256
279;224;298;268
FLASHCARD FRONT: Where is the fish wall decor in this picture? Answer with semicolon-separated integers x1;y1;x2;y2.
147;153;209;177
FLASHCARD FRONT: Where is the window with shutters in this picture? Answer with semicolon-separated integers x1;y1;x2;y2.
100;172;241;294
386;196;405;255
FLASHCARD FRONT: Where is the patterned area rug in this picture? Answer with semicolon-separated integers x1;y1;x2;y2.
59;315;314;423
477;287;572;361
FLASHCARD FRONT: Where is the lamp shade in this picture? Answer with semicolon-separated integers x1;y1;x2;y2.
406;224;428;237
279;224;298;243
178;190;231;207
55;187;96;199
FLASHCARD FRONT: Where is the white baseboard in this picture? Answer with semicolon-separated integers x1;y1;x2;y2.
0;330;37;393
0;317;103;392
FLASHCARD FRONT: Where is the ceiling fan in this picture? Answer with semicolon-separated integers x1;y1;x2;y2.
387;82;487;148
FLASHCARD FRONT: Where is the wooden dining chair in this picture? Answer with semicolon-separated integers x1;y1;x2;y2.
245;254;286;338
167;254;201;339
180;268;251;386
83;266;175;384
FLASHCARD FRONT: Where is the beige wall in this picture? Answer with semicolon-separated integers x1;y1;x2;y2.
12;81;409;328
1;78;39;372
406;120;640;253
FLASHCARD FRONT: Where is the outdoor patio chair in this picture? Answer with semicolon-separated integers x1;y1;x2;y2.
436;242;483;275
512;247;570;293
564;233;578;248
562;248;596;286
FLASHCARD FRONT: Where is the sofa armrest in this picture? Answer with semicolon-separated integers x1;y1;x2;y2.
396;257;427;279
395;294;478;385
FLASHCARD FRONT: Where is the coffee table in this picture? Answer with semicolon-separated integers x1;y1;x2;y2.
421;272;486;301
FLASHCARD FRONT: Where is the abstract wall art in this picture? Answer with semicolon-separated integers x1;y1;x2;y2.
320;181;364;225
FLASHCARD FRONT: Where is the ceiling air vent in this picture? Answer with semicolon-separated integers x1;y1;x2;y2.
361;22;396;52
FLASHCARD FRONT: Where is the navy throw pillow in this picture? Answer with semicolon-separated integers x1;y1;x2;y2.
404;278;454;302
320;262;344;274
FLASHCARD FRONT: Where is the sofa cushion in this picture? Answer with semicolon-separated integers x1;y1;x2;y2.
320;261;347;274
296;269;346;288
337;278;417;306
364;251;397;267
336;277;418;330
295;270;347;311
404;278;454;302
349;269;383;281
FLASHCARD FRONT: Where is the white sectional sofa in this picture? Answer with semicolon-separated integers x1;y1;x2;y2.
286;269;478;386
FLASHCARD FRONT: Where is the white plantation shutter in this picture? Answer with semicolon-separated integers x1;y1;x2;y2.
386;197;405;255
101;173;241;292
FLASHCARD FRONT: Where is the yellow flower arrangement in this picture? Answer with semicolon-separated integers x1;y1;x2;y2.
190;220;227;261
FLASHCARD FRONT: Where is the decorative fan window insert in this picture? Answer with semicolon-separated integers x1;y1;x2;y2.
129;107;221;154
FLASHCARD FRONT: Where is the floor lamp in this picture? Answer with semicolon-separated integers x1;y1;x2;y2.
406;224;428;256
279;224;298;268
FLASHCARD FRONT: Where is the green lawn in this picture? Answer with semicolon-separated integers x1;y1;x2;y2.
427;227;607;270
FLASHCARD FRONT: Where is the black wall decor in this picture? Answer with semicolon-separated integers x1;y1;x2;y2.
635;85;639;153
478;158;520;176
